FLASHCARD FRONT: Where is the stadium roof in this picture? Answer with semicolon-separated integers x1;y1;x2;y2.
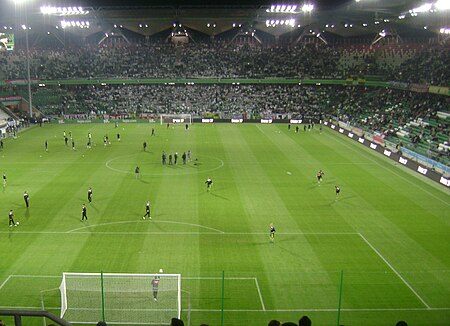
1;0;449;43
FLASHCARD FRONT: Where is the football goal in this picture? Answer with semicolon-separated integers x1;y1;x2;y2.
160;114;192;125
60;272;181;325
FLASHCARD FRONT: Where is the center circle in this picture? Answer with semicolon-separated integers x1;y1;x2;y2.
105;153;224;176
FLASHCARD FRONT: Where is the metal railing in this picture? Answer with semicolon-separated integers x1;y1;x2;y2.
0;310;71;326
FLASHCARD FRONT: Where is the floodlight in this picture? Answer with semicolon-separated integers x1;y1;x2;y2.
302;4;314;12
435;0;450;10
21;24;26;30
410;3;432;13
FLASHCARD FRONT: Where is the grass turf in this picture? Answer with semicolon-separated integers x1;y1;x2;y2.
0;122;449;326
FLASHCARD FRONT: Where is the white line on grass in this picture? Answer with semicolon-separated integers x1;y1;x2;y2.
332;132;450;206
105;154;224;176
12;274;60;278
189;307;450;312
358;233;431;309
254;277;266;311
0;231;357;235
66;220;225;234
1;306;449;312
184;277;255;280
0;275;11;290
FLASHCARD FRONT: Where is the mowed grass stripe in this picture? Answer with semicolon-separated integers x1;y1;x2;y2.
257;124;356;233
318;128;450;307
1;123;449;326
216;124;348;310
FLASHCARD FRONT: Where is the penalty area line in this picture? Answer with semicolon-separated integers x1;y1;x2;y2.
254;277;266;311
358;233;431;309
1;306;449;312
0;275;12;291
190;307;450;312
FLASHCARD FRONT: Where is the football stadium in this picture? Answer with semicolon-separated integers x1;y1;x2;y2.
0;0;449;325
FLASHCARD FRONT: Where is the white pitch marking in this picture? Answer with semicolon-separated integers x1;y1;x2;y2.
332;132;450;206
190;307;450;312
0;230;357;236
66;220;225;234
254;277;266;311
358;233;431;309
1;306;449;312
0;275;12;290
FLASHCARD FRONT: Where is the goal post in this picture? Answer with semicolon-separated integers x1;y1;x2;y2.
59;272;181;325
160;114;192;125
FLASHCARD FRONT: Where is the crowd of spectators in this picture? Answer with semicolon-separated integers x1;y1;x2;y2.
0;40;448;85
0;42;341;80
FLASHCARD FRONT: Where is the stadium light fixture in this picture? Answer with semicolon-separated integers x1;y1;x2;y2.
40;5;89;15
440;27;450;34
265;18;295;27
267;4;298;13
302;4;314;13
410;3;432;14
435;0;450;10
60;20;90;29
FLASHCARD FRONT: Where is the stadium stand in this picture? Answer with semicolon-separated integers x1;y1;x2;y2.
0;42;448;85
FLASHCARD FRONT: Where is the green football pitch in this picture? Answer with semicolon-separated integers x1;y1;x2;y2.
0;122;449;326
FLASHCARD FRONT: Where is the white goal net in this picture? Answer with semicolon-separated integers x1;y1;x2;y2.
160;114;192;125
60;272;181;325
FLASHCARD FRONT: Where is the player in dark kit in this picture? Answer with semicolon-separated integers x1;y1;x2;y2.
269;223;275;242
23;191;29;208
135;166;140;179
316;170;324;184
182;152;187;164
205;177;213;192
8;209;16;227
143;200;151;220
143;141;147;151
81;204;88;221
335;185;341;200
151;276;160;302
88;187;93;203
